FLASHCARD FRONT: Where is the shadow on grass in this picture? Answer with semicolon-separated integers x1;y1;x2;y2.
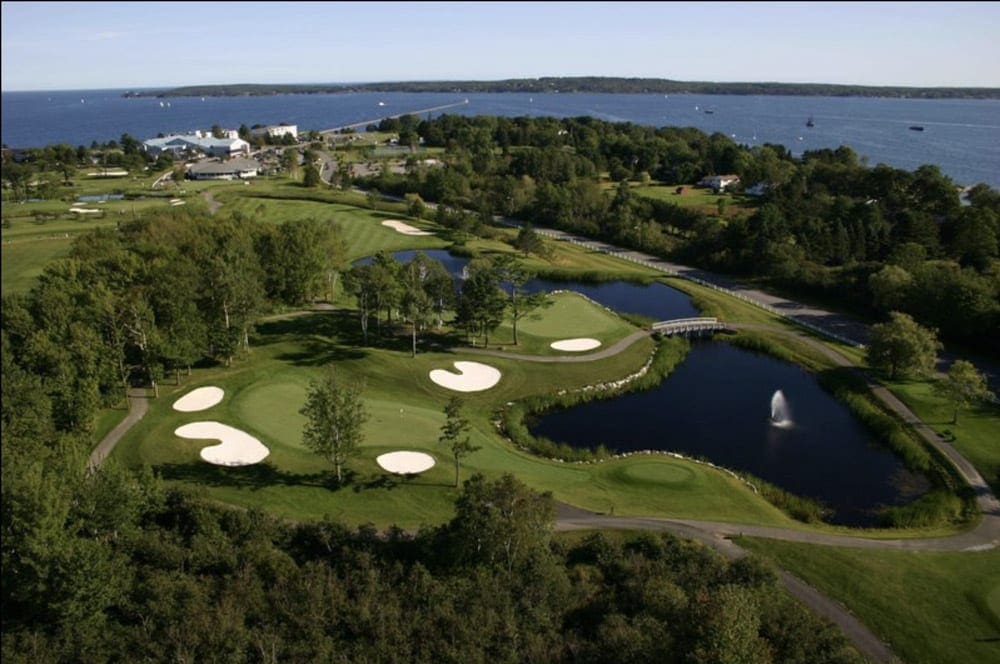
158;460;337;491
156;462;451;493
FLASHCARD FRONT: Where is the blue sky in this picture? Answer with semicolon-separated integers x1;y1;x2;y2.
3;1;999;91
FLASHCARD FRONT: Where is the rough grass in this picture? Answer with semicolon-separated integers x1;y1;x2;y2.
739;537;1000;664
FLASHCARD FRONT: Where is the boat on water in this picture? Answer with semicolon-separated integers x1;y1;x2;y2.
806;116;815;128
704;109;714;115
377;101;386;107
909;125;925;131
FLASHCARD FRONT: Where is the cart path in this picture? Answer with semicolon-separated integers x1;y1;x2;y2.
87;388;148;472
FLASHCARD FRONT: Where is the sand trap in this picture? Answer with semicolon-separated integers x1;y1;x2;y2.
429;361;501;392
551;338;602;352
172;386;224;412
376;451;436;474
175;421;270;466
382;219;434;236
170;200;186;206
69;207;101;214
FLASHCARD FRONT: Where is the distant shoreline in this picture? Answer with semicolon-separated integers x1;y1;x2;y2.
121;77;1000;100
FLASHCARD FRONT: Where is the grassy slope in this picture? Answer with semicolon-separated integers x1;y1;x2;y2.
886;378;1000;493
739;537;1000;664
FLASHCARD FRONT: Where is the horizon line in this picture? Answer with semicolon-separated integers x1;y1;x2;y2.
5;76;1000;94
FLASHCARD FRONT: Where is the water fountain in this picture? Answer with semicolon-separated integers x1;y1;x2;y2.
770;390;792;428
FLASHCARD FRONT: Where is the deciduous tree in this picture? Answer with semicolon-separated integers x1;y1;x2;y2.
300;368;369;484
866;311;941;379
934;360;993;425
439;397;479;487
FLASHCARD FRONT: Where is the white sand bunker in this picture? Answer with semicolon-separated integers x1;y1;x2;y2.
551;338;602;352
175;421;270;466
376;451;436;474
382;219;434;236
429;361;502;392
172;386;225;412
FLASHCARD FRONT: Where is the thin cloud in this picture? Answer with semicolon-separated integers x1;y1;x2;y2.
87;31;125;41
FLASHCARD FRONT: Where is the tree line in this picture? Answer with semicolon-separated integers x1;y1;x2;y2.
141;77;1000;99
1;209;345;437
354;113;999;355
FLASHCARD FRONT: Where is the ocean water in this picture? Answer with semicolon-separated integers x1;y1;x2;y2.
3;89;998;187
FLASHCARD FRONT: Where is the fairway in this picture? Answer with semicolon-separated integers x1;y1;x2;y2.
113;299;794;529
2;237;74;294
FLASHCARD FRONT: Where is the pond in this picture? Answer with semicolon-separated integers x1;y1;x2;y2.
529;342;927;526
76;193;124;202
354;249;699;321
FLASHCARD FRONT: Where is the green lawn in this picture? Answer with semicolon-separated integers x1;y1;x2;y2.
113;306;792;530
490;291;640;355
739;537;1000;664
2;237;74;294
629;182;756;214
886;377;1000;493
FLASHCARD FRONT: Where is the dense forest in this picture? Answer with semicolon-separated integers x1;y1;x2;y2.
357;113;1000;354
133;77;1000;99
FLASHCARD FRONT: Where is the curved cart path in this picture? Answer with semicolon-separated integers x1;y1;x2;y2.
88;388;148;472
463;330;651;363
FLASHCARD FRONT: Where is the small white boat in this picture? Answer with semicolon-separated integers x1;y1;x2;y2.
377;101;386;107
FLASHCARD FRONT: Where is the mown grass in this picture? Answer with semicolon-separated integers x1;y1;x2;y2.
738;537;1000;664
113;306;792;530
489;291;640;355
629;182;755;213
1;237;75;294
886;377;1000;494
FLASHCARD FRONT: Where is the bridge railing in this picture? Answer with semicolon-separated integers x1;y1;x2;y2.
652;317;719;328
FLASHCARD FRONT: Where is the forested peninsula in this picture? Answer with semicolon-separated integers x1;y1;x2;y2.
125;77;1000;99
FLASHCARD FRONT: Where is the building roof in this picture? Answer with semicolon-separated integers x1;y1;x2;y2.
188;158;261;175
143;133;248;152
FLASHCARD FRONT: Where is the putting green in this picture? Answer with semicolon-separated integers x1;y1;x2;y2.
517;291;627;339
615;460;698;486
234;376;446;453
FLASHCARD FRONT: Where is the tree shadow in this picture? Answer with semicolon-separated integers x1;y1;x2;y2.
157;460;337;491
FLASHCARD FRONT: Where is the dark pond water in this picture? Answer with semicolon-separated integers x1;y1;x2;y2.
76;193;124;202
530;342;925;526
354;249;699;321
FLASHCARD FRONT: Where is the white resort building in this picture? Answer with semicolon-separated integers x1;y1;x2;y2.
143;131;250;158
698;174;741;192
250;124;298;140
187;157;261;180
